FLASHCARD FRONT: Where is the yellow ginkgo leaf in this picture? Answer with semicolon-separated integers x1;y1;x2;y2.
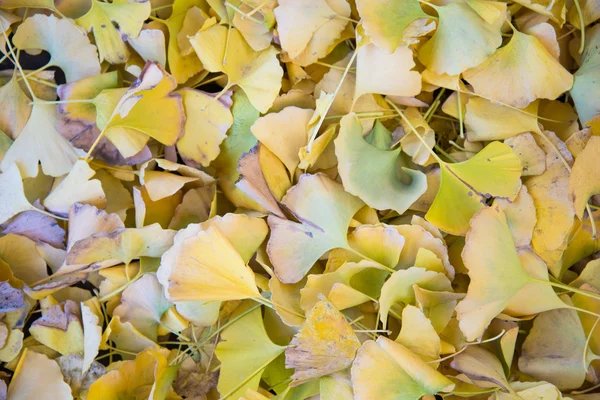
7;349;72;400
396;305;441;363
395;223;453;276
355;43;421;100
81;302;101;376
87;347;179;400
570;136;600;218
493;186;537;247
42;160;106;217
230;0;276;51
29;301;84;355
103;62;185;158
251;106;312;175
66;223;176;268
158;226;260;302
0;104;79;178
398;107;435;165
379;267;452;329
525;140;575;275
274;0;350;66
177;88;233;168
425;141;522;235
518;301;588;390
336;113;427;215
356;0;429;53
113;273;171;341
347;224;405;270
450;346;510;391
190;25;283;113
285;299;360;386
13;14;100;82
216;304;287;400
236;144;289;218
128;27;167;66
413;286;464;333
267;173;365;284
463;30;573;108
0;163;38;224
351;337;454;400
101;316;158;354
300;260;385;312
456;206;565;341
0;76;31;140
417;0;504;76
76;0;151;64
504;132;546;176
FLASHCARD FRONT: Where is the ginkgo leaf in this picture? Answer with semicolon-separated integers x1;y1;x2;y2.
504;132;546;176
267;173;365;284
274;0;350;66
355;42;421;100
336;113;427;215
0;163;38;224
351;337;454;400
7;349;73;400
43;160;106;217
66;223;176;268
379;267;452;329
518;301;589;390
230;0;276;51
525;140;575;275
356;0;429;53
101;316;158;354
57;354;105;398
451;346;510;391
285;299;360;386
300;260;386;312
417;0;504;76
425;141;522;235
81;302;101;375
251;106;312;175
0;233;51;285
29;301;84;355
87;347;178;400
113;273;171;341
128;27;167;66
347;224;405;270
76;0;151;64
216;304;287;400
398;107;435;166
463;30;573;108
512;0;566;25
570;136;600;218
163;0;205;83
0;76;31;140
13;14;100;82
0;104;80;178
103;62;185;158
190;25;283;113
456;206;564;341
1;211;65;249
493;186;537;247
235;144;289;218
159;226;260;302
177;88;233;168
395;305;441;363
139;158;214;202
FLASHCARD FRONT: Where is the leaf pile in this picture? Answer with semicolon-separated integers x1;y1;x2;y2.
0;0;599;399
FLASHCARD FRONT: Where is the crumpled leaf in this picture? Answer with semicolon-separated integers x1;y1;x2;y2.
569;136;600;218
285;299;360;386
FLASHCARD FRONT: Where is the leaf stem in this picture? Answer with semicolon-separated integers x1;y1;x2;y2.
244;0;271;19
534;278;600;302
0;21;37;101
307;50;358;148
573;0;586;54
224;2;263;24
30;99;94;105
